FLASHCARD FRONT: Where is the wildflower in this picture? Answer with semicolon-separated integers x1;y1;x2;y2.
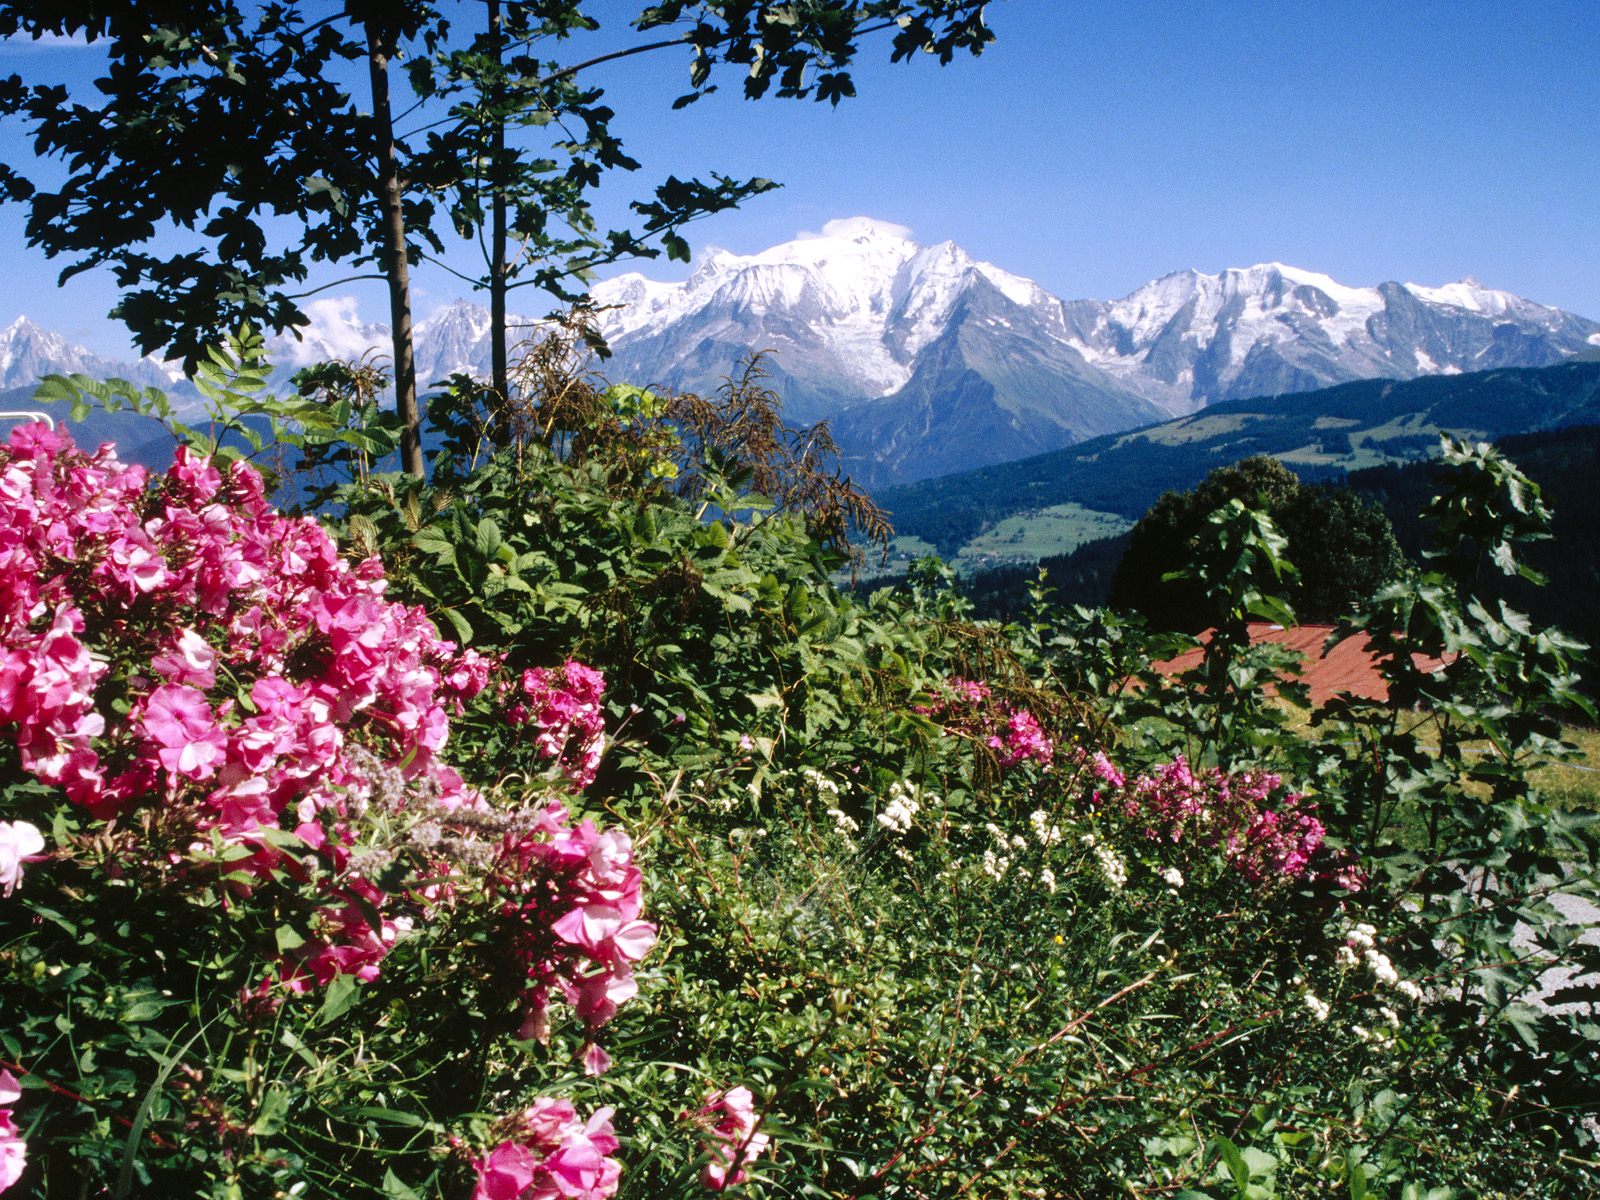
876;782;921;834
1159;866;1184;891
1029;809;1063;846
1093;844;1127;891
472;1099;620;1200
0;822;45;897
1301;990;1331;1022
825;807;860;836
0;1068;24;1192
1365;948;1399;987
696;1086;771;1191
1038;866;1057;894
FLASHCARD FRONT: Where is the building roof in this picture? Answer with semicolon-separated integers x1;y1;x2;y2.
1152;622;1449;707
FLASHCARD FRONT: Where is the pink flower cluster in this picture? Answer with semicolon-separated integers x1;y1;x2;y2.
493;803;656;1056
510;662;607;789
1113;756;1326;883
696;1086;771;1191
921;677;1054;769
471;1099;620;1200
0;1070;24;1194
0;424;493;985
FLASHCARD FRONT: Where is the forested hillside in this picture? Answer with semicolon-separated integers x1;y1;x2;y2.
881;359;1600;559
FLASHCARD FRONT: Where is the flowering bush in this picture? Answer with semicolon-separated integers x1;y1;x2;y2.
0;424;663;1195
491;801;656;1053
510;661;609;790
920;676;1054;768
1108;754;1329;883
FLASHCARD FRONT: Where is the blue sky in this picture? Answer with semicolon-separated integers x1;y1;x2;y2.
1;0;1597;358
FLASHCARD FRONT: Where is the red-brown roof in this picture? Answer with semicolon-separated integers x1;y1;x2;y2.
1152;622;1449;707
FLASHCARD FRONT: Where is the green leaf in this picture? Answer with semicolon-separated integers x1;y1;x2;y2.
382;1168;424;1200
317;973;360;1026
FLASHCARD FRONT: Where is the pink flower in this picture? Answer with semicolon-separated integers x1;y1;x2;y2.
139;683;227;779
151;628;217;689
0;821;45;896
473;1140;539;1200
0;1068;25;1192
698;1086;771;1191
471;1101;621;1200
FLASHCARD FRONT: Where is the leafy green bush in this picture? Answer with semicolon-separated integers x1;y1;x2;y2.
1;343;1595;1199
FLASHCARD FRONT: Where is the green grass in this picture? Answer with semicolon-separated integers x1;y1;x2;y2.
1533;722;1600;809
949;503;1131;574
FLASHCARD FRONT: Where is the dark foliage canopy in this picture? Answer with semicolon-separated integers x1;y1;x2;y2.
1110;456;1406;630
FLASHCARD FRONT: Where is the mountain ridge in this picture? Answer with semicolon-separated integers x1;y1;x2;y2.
4;220;1598;489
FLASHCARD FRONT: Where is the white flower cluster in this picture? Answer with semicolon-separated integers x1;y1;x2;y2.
1338;921;1425;1040
1301;988;1331;1022
1080;832;1127;891
981;822;1024;879
981;847;1010;880
1029;809;1063;846
826;807;860;836
876;781;922;835
1159;866;1185;891
801;768;841;800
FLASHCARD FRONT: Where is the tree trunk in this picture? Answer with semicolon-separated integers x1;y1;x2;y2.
365;18;425;478
488;0;510;437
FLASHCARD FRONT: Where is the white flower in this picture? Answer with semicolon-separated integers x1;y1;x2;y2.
1395;979;1424;1003
1029;810;1063;846
1380;1005;1401;1029
1301;990;1331;1022
1094;845;1127;891
876;782;922;835
1365;948;1399;987
1335;944;1359;969
1346;922;1377;950
1038;867;1057;894
1160;867;1184;891
826;807;860;836
802;768;841;798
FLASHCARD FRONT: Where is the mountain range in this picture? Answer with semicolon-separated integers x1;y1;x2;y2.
3;218;1598;487
588;218;1600;484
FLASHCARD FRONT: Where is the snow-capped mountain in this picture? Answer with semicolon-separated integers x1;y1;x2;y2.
7;219;1599;487
0;316;183;394
1058;263;1600;410
585;219;1600;483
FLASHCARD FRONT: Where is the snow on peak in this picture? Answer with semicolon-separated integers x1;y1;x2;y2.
1402;276;1521;317
586;219;1063;397
274;296;391;367
802;216;914;243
